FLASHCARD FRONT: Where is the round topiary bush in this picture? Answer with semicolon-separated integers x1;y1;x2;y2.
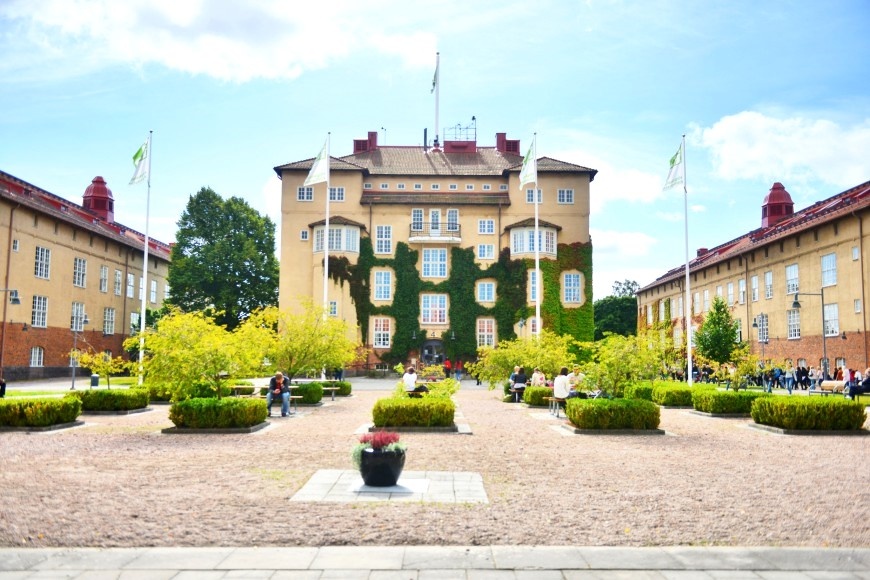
523;386;551;406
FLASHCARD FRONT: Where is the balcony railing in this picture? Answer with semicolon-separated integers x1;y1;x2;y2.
408;222;462;243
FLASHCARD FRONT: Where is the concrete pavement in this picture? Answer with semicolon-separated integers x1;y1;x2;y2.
0;546;868;578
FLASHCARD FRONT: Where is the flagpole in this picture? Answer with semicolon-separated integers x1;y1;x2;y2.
434;52;440;148
322;133;331;318
533;135;541;338
681;134;693;386
138;130;152;386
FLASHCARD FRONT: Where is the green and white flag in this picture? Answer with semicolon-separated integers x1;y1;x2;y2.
129;136;150;185
303;139;329;186
664;142;684;190
518;139;537;191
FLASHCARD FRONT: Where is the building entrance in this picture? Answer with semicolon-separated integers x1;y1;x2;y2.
420;339;445;367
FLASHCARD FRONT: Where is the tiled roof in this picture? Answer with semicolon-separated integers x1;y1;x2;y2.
274;147;597;179
360;192;511;206
0;170;172;260
307;215;367;230
640;180;870;291
504;217;563;232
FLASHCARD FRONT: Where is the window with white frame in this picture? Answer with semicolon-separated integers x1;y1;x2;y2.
477;281;495;303
99;265;108;293
150;280;157;303
659;299;666;321
114;270;122;296
478;219;494;234
422;248;447;277
297;186;313;201
374;270;392;301
71;302;86;331
300;230;309;241
564;273;581;303
751;275;758;302
379;183;388;190
373;318;391;348
787;308;801;339
397;183;405;190
329;301;338;317
677;295;683;317
139;276;144;300
103;307;115;335
477;244;495;260
738;278;746;304
364;183;372;190
765;270;773;299
329;187;345;201
414;183;422;190
421;294;447;324
411;209;423;231
30;346;44;367
465;184;474;191
855;299;862;313
34;246;50;279
525;188;542;203
785;264;799;294
557;189;574;204
73;257;87;288
530;317;539;334
852;246;859;260
446;208;459;232
693;292;700;315
756;313;769;342
31;295;47;328
703;289;710;311
164;284;171;300
449;184;458;190
823;303;839;336
126;273;134;298
821;253;837;287
716;285;723;298
131;312;140;334
735;318;742;342
646;304;653;324
726;283;733;305
530;270;538;302
482;184;491;191
511;228;557;255
431;184;440;190
375;225;392;254
313;226;360;253
499;184;508;191
12;239;18;252
477;318;495;347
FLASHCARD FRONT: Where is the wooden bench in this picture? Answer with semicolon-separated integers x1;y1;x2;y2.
543;396;566;417
817;380;847;395
509;387;525;403
256;394;302;415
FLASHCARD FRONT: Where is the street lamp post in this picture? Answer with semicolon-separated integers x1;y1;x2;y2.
792;290;828;379
70;313;90;390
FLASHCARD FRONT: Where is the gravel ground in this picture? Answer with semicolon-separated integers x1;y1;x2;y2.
1;383;868;548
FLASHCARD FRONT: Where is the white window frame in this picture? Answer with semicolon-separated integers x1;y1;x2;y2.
785;264;799;295
329;301;338;317
477;281;495;303
379;183;389;190
465;184;474;191
726;283;734;305
34;246;51;279
300;230;309;241
525;188;542;204
411;209;424;232
31;295;48;328
30;346;44;367
511;227;557;255
756;313;769;342
557;188;574;204
449;184;458;191
114;270;122;296
477;318;495;347
374;270;392;301
73;257;87;288
12;239;18;252
703;290;710;312
103;307;115;335
854;299;861;313
422;248;447;278
328;187;345;202
821;253;837;287
564;273;581;303
150;280;157;303
693;292;700;315
477;244;495;260
446;208;459;232
127;273;134;298
431;184;440;190
823;303;839;337
71;302;86;332
414;183;422;190
478;219;495;234
738;278;746;305
99;265;108;293
787;308;801;339
373;317;391;348
751;275;759;302
297;186;313;201
363;183;372;190
499;184;508;191
397;183;406;190
421;294;447;324
375;225;392;255
482;184;492;191
852;246;859;260
530;270;539;302
765;271;773;299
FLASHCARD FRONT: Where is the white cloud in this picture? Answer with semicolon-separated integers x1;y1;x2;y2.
690;204;705;213
655;211;683;222
591;229;657;258
0;0;440;82
698;111;870;187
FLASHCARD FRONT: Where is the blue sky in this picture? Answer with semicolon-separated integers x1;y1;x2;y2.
1;0;868;301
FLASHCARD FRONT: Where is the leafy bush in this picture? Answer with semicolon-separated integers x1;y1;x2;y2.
168;397;267;428
750;397;866;430
692;390;770;414
652;385;695;407
624;381;654;401
294;382;324;404
70;389;149;411
232;386;256;396
189;382;233;398
351;431;406;468
523;386;551;406
139;382;173;402
0;396;82;427
565;398;660;430
372;397;455;427
335;380;352;396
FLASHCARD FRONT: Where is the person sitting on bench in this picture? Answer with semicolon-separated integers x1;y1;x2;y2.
553;366;570;408
403;366;428;395
267;371;291;417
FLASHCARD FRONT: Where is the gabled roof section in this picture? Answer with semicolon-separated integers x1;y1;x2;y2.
0;169;172;261
504;217;563;232
640;180;870;292
307;215;367;230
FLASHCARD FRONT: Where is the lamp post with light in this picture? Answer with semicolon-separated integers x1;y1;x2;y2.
791;290;828;380
70;312;90;390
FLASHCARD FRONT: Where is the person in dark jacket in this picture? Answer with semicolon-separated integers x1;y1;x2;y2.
510;366;528;402
267;372;291;417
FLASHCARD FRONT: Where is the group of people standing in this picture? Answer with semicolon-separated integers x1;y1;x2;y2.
508;365;586;403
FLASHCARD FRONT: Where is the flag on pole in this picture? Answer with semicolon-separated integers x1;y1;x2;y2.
518;140;537;190
304;139;329;186
431;61;438;94
129;136;149;185
664;142;684;190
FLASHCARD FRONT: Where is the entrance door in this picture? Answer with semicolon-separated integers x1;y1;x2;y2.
429;209;441;236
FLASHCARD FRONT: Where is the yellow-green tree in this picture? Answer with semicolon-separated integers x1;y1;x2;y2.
242;302;365;382
467;329;578;389
580;330;673;396
71;350;131;389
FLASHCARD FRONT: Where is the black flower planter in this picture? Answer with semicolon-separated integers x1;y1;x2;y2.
359;448;406;486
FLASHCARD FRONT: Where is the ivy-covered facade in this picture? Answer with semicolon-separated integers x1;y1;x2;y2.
274;130;597;367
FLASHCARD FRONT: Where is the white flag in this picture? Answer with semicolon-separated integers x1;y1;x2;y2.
129;136;149;185
664;143;684;190
518;140;537;190
431;62;438;94
304;139;329;186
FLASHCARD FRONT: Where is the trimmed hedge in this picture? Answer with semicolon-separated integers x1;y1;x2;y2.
335;380;352;396
0;396;83;427
652;385;695;407
624;382;654;401
565;398;660;430
70;389;150;411
750;397;867;430
692;390;770;414
523;386;552;406
168;397;267;428
372;397;455;427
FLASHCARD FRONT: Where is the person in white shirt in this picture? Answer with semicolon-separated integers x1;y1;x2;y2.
403;367;427;394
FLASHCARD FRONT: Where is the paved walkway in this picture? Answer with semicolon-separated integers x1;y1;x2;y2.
1;546;868;578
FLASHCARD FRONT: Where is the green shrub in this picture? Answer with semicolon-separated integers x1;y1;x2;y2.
692;390;770;414
70;389;149;411
652;385;695;406
372;397;455;427
523;386;551;406
335;380;352;396
0;396;82;427
294;382;324;404
750;397;867;430
231;386;256;396
565;398;660;430
624;382;654;401
139;382;173;402
189;383;233;398
168;398;267;428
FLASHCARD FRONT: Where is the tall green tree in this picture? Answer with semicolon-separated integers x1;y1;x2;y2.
167;187;279;330
694;295;740;364
593;280;638;339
